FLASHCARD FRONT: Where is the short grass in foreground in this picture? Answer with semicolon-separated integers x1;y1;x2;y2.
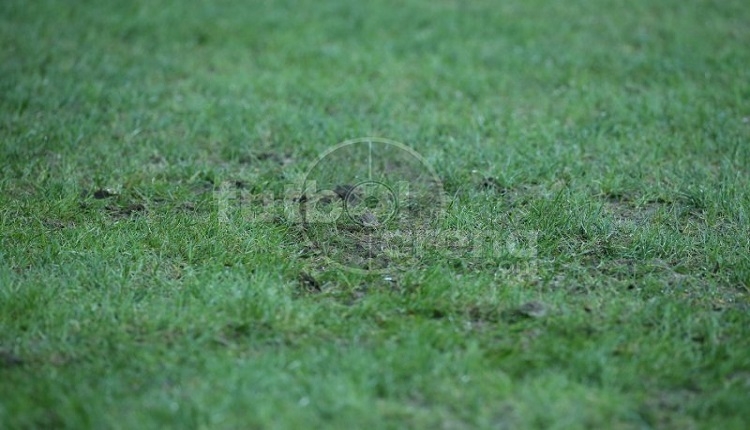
1;0;750;428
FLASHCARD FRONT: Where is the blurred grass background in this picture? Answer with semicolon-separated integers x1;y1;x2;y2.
1;0;749;428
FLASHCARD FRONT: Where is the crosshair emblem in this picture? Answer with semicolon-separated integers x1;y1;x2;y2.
300;138;445;273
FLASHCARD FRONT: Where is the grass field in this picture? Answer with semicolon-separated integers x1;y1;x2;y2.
2;0;750;428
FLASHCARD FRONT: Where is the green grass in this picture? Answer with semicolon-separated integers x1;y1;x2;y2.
2;0;750;428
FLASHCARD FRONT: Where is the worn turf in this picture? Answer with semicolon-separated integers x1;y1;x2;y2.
1;0;749;428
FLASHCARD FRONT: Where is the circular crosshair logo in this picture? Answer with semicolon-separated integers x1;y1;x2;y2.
300;138;446;273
